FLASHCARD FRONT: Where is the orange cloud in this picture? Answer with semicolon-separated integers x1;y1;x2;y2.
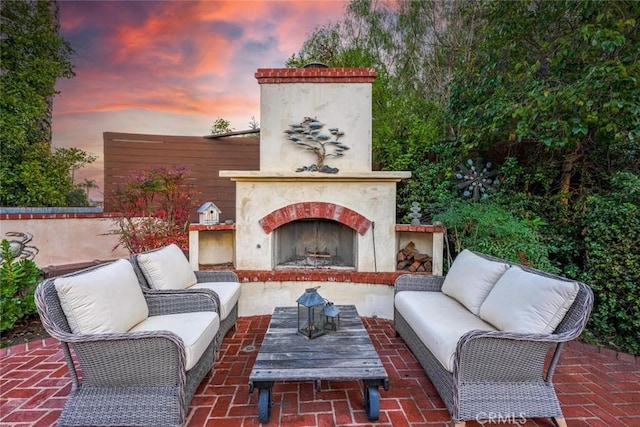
53;0;348;200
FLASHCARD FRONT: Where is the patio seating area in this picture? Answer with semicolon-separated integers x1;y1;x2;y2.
1;314;638;426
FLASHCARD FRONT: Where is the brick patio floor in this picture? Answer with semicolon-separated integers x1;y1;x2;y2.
1;315;638;426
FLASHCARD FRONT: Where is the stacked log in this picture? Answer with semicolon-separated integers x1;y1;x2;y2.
396;241;433;272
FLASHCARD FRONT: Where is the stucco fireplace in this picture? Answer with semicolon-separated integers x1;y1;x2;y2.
219;67;411;273
186;66;444;317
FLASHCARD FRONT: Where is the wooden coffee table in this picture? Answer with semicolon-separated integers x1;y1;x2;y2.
248;305;389;423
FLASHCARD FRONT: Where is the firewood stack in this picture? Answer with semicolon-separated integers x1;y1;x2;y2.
396;241;433;272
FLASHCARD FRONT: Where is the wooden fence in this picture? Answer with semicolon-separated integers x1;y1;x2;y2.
103;132;259;222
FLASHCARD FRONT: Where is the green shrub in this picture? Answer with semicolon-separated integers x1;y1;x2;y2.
580;172;640;355
433;199;556;272
0;240;42;332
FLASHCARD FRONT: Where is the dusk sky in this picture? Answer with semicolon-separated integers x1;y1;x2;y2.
51;0;349;200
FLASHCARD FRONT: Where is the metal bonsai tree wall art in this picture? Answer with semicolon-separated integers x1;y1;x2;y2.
284;117;349;173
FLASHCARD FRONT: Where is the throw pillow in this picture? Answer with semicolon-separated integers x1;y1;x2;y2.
441;249;510;315
137;244;197;290
479;266;580;334
55;259;149;334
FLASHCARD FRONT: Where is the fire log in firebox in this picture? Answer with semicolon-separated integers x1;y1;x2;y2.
396;241;432;272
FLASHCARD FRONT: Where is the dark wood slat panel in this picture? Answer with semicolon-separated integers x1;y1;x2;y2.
103;132;259;221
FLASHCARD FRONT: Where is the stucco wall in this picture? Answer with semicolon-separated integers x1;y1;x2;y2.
1;215;130;268
260;82;372;172
238;280;395;319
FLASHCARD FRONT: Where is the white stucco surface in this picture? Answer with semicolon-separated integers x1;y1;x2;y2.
260;83;372;173
189;229;234;269
1;217;129;267
238;280;395;320
228;178;407;272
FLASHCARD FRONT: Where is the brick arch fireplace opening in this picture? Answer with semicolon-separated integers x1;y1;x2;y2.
260;202;372;270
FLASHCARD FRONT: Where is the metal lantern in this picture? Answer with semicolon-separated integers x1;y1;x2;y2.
296;287;326;339
323;302;341;332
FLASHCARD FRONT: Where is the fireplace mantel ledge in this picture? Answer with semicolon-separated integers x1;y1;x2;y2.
219;170;411;182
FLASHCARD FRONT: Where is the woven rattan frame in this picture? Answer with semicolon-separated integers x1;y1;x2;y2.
129;250;239;339
35;263;219;426
394;251;594;425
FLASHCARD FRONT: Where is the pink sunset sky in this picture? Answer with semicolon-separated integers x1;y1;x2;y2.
51;0;349;201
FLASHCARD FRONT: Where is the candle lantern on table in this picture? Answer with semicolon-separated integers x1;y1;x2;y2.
323;302;340;332
296;287;326;339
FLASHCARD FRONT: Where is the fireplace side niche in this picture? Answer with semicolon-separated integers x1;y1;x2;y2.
273;219;357;270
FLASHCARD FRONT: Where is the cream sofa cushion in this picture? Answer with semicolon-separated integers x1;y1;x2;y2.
137;244;197;290
395;291;496;372
191;281;241;320
129;311;219;370
479;266;580;334
441;249;510;315
55;259;149;335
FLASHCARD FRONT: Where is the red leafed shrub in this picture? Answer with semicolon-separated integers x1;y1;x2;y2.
109;167;198;254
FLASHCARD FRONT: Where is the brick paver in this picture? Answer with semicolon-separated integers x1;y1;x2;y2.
1;316;638;426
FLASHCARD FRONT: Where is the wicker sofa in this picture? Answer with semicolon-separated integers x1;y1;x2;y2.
35;259;220;426
394;250;593;427
129;244;240;340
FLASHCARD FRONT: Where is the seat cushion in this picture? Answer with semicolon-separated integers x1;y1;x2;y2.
191;281;241;320
479;266;580;334
55;259;149;334
129;311;219;370
137;244;197;290
395;291;496;372
441;249;510;315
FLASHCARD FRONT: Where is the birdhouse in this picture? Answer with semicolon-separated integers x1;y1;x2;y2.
197;202;221;225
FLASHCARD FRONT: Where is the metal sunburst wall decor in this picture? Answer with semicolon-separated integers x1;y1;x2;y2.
454;158;499;201
284;117;349;174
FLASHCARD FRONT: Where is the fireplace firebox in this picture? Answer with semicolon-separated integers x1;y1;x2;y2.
274;219;356;269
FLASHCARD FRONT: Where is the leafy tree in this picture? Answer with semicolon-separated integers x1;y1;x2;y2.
449;0;640;204
210;117;234;135
248;116;260;131
1;0;96;207
288;0;477;219
79;178;99;201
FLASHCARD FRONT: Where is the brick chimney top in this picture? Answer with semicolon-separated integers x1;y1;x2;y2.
255;67;377;84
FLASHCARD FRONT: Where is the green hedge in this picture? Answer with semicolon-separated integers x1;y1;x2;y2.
434;199;556;272
580;173;640;355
